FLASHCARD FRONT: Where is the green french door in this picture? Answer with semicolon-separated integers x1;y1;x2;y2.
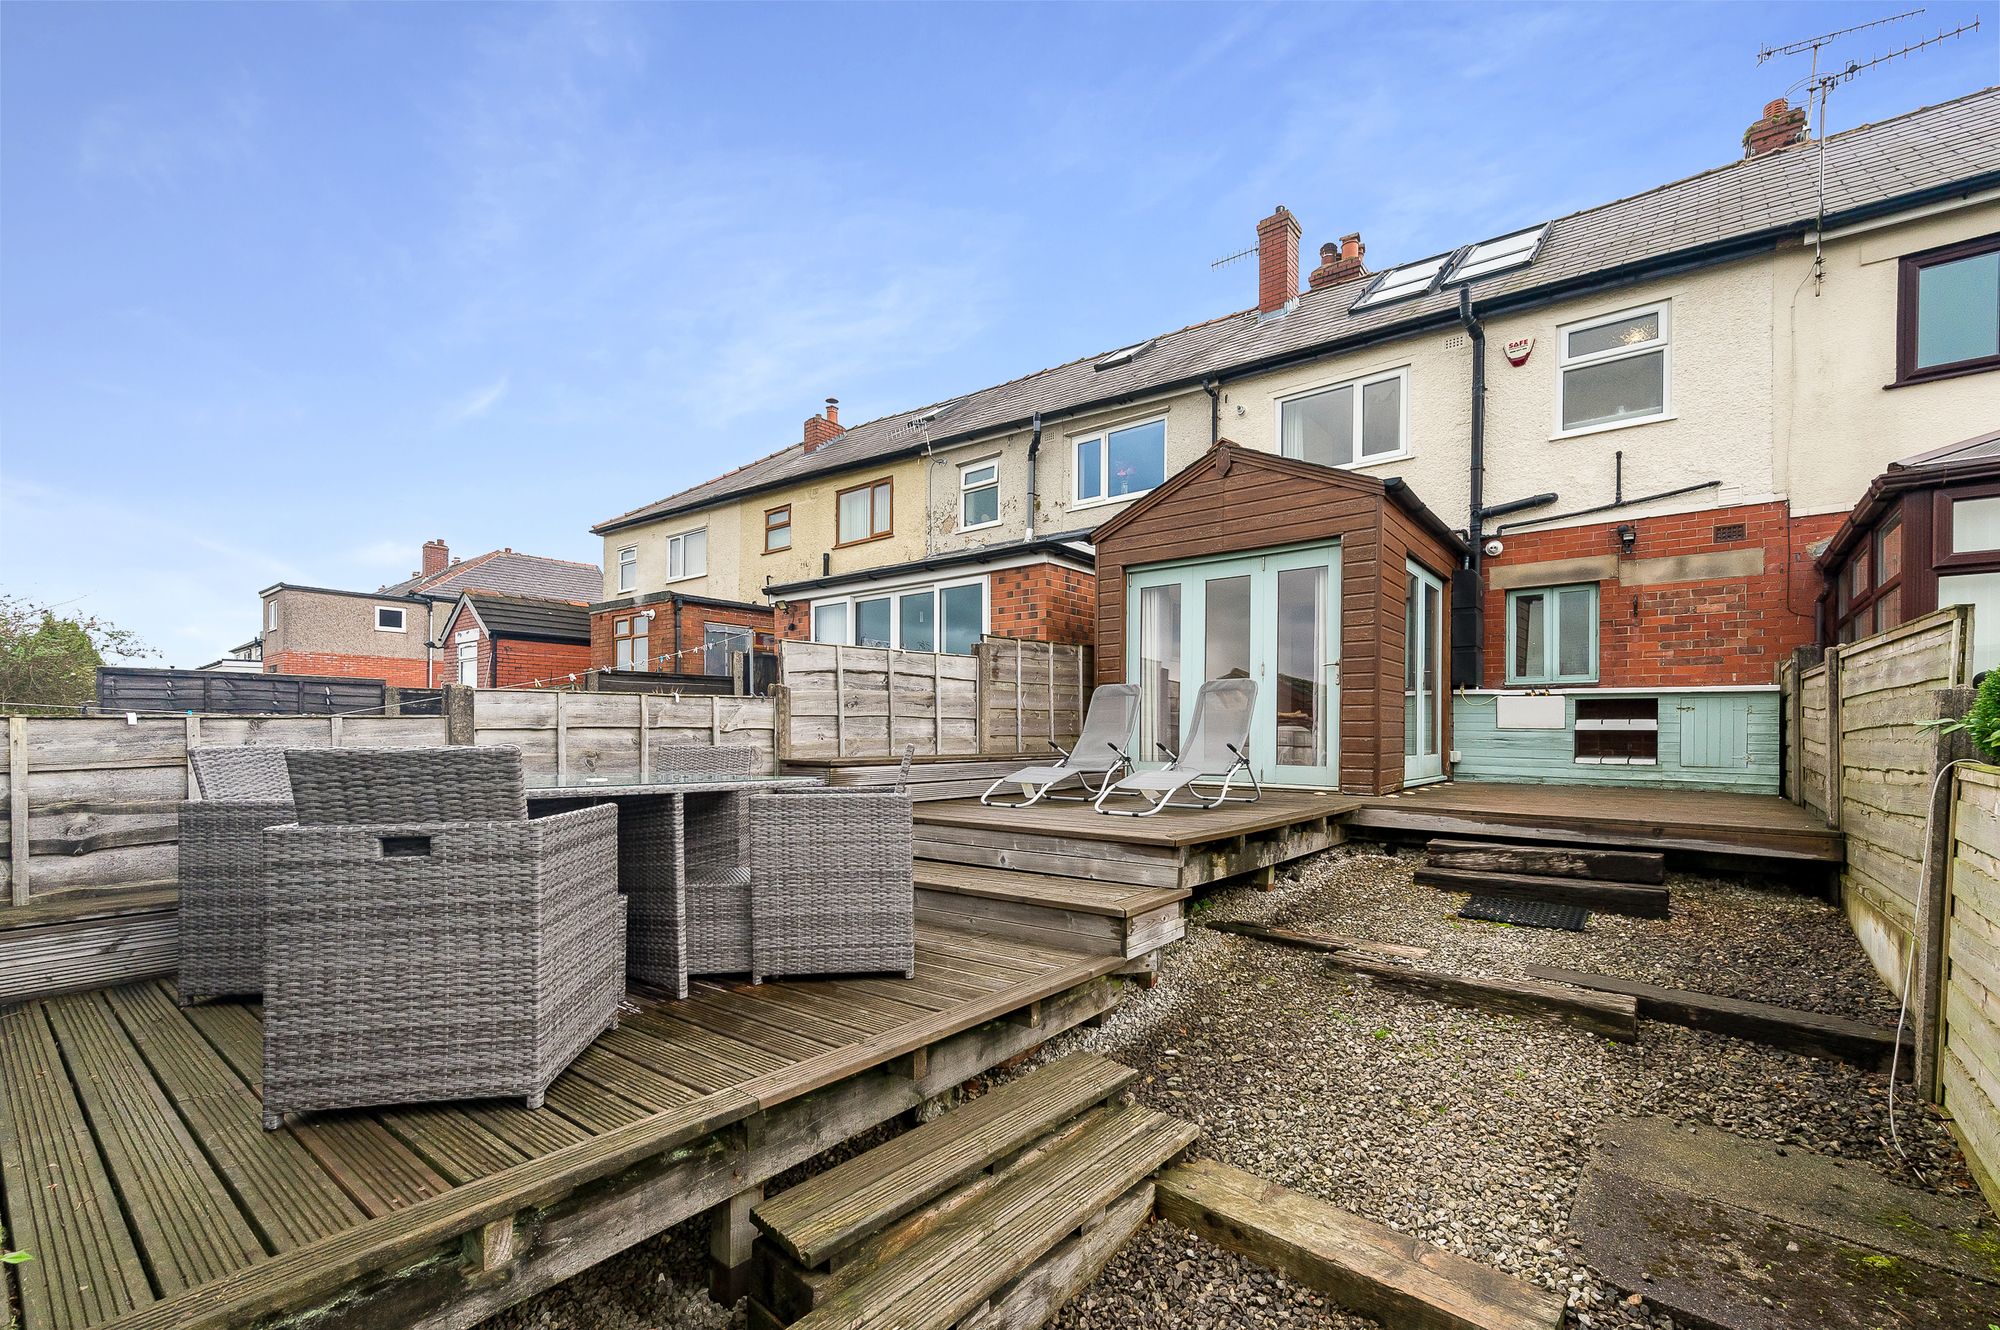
1404;562;1446;785
1126;542;1341;788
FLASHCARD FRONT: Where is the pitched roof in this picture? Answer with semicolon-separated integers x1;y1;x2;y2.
381;549;601;602
596;87;2000;536
454;592;591;643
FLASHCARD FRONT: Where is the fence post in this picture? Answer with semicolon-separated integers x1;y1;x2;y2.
1916;686;1977;1099
1823;646;1844;832
384;687;403;718
9;715;30;906
832;645;848;760
638;694;653;784
974;641;993;755
771;683;793;764
554;692;570;783
445;685;475;745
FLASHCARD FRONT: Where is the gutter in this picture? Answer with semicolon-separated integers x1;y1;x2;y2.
592;170;2000;537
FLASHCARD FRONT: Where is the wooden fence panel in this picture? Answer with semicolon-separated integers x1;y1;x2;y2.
471;690;777;782
976;637;1090;756
777;642;981;761
1799;663;1830;822
1941;766;2000;1216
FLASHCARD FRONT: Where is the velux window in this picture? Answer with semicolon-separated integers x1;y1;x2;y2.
1899;234;2000;383
1074;418;1165;505
1558;302;1670;435
667;529;707;581
837;479;893;545
1280;367;1407;467
960;459;1000;529
1506;584;1597;685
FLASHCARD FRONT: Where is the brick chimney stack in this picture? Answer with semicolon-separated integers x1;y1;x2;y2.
1256;206;1301;315
1743;97;1806;158
803;397;845;453
422;539;450;576
1309;233;1367;289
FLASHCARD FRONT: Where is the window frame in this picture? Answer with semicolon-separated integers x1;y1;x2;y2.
266;599;279;631
1834;515;1904;643
456;640;479;686
666;528;707;583
834;477;894;547
1504;583;1600;686
1554;300;1673;439
763;504;792;555
804;575;989;654
1896;233;2000;386
616;545;637;592
1275;364;1412;469
374;605;407;633
959;456;1002;531
1071;414;1168;508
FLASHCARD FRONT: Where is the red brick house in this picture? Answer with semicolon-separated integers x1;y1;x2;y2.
438;592;593;689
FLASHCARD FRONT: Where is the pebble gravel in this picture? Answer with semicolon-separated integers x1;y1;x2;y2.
484;842;1976;1330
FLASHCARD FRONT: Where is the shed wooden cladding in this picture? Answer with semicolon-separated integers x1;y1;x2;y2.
1090;441;1463;795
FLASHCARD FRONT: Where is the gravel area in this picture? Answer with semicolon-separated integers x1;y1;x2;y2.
485;843;1976;1330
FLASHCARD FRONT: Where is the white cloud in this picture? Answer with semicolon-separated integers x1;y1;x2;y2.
76;85;261;190
442;375;510;425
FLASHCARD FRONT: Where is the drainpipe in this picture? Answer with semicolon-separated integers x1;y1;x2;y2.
671;597;683;674
1454;287;1488;691
1025;413;1041;541
1203;378;1221;445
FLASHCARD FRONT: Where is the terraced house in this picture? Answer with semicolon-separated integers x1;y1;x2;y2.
594;88;1999;794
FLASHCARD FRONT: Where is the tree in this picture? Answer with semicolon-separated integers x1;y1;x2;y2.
0;596;154;714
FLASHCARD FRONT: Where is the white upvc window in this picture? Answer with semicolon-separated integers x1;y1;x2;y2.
375;605;407;632
1556;301;1672;437
808;577;988;655
456;641;478;685
266;599;278;630
1278;365;1410;468
1073;416;1166;507
616;545;637;592
960;457;1000;530
667;529;707;582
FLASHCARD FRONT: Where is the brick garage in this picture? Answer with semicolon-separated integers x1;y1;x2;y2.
444;593;593;689
1480;501;1846;688
262;651;431;687
989;562;1096;645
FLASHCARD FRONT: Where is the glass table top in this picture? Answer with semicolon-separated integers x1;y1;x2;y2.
523;772;821;795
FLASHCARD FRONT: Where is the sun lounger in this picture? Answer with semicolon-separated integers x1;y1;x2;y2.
979;683;1140;808
1093;677;1261;817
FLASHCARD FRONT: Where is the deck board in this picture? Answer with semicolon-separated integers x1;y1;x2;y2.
1350;781;1844;862
912;789;1360;848
0;923;1122;1330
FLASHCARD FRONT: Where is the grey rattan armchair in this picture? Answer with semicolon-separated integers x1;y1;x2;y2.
177;746;296;1006
259;746;624;1130
747;750;915;982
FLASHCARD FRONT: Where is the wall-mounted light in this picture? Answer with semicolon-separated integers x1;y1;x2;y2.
1617;524;1637;554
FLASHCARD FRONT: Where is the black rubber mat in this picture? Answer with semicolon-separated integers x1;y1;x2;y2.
1460;894;1590;931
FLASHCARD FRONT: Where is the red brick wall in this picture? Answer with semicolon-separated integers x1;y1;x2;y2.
989;563;1096;645
1479;501;1844;688
264;650;430;687
589;602;775;671
492;637;592;688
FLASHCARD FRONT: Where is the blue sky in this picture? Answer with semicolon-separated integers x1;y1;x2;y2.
2;2;1993;668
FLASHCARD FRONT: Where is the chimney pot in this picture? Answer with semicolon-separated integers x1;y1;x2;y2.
422;539;450;577
803;398;847;453
1743;96;1806;158
1308;230;1367;290
1255;206;1302;315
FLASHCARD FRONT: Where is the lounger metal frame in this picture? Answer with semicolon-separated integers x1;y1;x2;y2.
1093;679;1264;818
979;683;1140;808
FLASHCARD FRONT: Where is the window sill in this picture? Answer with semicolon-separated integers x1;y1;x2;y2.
1504;678;1600;688
762;545;791;557
1550;413;1675;442
833;533;893;550
959;520;1004;534
663;574;705;585
1071;489;1156;512
1885;358;2000;389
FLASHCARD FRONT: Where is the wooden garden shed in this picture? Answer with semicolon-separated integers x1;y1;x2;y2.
1091;440;1466;795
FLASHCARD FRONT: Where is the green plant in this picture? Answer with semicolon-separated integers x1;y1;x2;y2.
0;595;153;714
1926;669;2000;761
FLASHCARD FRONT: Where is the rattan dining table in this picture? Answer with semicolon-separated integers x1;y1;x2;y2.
526;772;822;996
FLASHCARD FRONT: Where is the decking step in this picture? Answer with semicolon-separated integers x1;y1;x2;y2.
911;862;1188;919
1324;953;1640;1041
1156;1158;1564;1330
752;1053;1140;1268
1415;865;1670;919
784;1102;1197;1330
1423;839;1666;885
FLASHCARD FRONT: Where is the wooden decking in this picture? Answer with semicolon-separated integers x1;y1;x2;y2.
1348;780;1845;865
0;924;1126;1330
913;790;1363;892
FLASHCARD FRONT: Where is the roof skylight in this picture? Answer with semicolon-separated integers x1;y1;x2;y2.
1348;253;1454;312
1445;224;1550;286
1094;339;1156;371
